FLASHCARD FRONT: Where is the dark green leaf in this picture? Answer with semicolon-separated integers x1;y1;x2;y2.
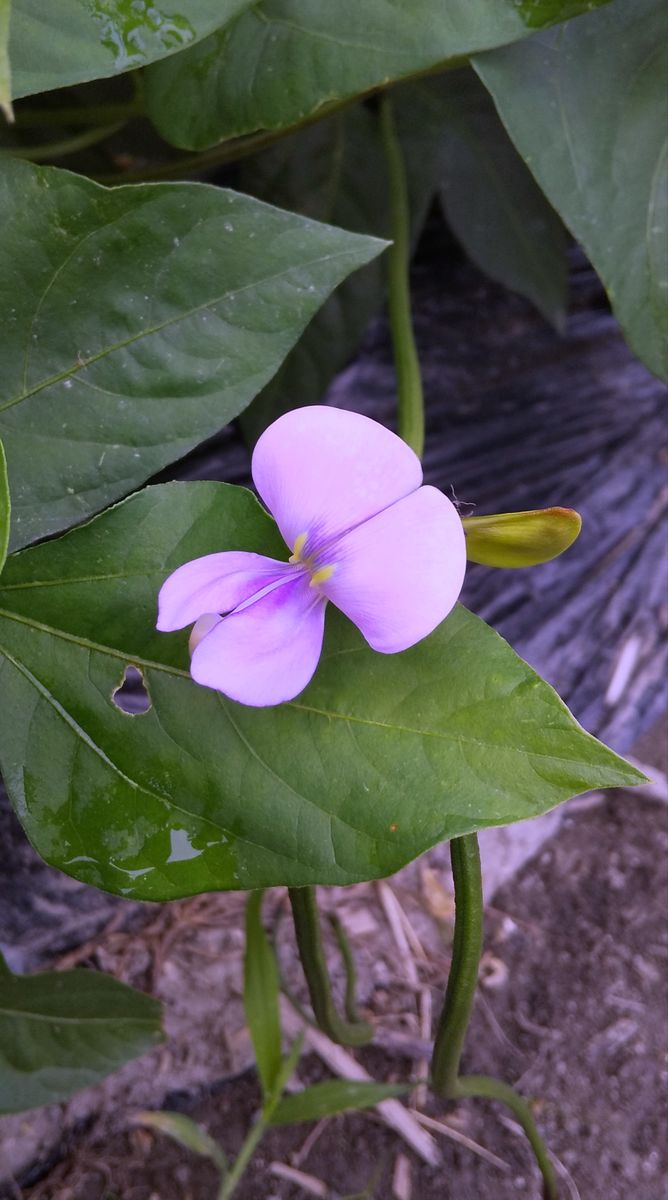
413;71;568;327
0;482;643;900
0;951;162;1114
475;0;668;380
0;439;9;575
0;157;385;552
144;0;610;151
271;1079;409;1125
10;0;253;99
134;1111;226;1169
244;891;282;1098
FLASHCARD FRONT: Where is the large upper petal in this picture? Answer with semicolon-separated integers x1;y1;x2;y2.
322;486;466;653
157;551;288;632
190;572;327;706
251;406;423;553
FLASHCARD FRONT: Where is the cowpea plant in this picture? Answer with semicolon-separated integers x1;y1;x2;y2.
0;0;665;1195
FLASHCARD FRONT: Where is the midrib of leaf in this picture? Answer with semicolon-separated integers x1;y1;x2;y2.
0;1006;155;1025
0;246;364;416
0;605;618;772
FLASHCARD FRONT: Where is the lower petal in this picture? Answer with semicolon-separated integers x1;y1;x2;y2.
157;551;288;632
322;486;466;653
190;572;327;706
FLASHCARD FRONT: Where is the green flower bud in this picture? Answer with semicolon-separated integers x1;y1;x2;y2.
463;507;582;568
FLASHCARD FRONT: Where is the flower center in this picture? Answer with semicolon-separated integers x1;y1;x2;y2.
289;531;336;588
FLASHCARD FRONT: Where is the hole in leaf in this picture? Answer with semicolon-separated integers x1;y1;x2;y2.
112;666;152;715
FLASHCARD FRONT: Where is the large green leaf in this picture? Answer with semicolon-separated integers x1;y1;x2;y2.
0;950;162;1114
0;482;642;901
9;0;253;99
411;71;568;327
474;0;668;380
144;0;610;151
0;158;385;553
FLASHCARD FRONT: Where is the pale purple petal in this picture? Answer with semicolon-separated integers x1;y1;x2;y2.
190;572;327;706
321;486;466;653
157;551;288;632
251;406;423;553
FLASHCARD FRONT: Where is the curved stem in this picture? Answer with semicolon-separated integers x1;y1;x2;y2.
379;93;424;459
456;1076;558;1200
289;886;373;1046
328;912;363;1025
3;122;125;162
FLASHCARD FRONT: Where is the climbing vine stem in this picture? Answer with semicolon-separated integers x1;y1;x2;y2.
379;92;424;459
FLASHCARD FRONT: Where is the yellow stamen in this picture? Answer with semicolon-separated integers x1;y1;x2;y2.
310;564;336;587
289;531;308;563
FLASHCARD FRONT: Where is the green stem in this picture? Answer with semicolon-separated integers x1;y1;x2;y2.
456;1076;558;1200
216;1110;268;1200
430;835;483;1093
430;836;558;1199
328;912;363;1025
289;886;373;1046
2;121;125;162
379;93;424;459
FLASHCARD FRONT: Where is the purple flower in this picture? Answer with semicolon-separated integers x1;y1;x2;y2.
157;406;466;706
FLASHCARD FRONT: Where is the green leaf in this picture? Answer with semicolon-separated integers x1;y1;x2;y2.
270;1079;409;1125
416;71;569;327
144;0;610;151
134;1111;227;1170
0;0;12;122
0;157;385;553
474;0;668;380
0;481;644;901
0;439;9;576
244;891;282;1098
0;950;162;1114
9;0;254;99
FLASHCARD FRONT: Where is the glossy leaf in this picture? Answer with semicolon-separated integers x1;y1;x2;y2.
0;951;162;1114
0;439;8;576
0;157;385;552
9;0;253;99
425;71;568;327
244;891;282;1098
271;1079;409;1125
0;481;643;901
134;1111;226;1169
475;0;668;381
464;507;582;568
0;0;12;122
144;0;610;151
